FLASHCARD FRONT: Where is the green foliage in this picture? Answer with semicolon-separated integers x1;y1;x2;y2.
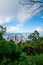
0;34;28;65
22;31;43;56
0;26;43;65
28;30;39;41
22;39;43;55
0;25;6;34
28;54;43;65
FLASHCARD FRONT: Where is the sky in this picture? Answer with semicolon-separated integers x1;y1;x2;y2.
0;0;43;35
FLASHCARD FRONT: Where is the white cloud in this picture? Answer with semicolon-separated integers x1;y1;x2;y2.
0;0;43;23
0;16;14;24
6;24;24;33
36;27;43;32
17;1;43;23
35;27;43;36
0;0;43;32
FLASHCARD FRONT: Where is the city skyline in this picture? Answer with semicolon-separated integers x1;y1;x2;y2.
0;0;43;36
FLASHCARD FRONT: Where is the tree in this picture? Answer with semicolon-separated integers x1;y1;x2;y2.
0;25;6;40
33;30;39;38
28;30;39;41
19;0;43;15
0;25;6;34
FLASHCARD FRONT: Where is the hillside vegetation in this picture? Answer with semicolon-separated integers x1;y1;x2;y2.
0;25;43;65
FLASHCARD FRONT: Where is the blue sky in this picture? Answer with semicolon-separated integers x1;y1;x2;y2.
0;0;43;35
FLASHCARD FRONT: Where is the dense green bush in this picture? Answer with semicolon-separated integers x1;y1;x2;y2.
28;54;43;65
0;37;28;65
21;38;43;55
0;26;43;65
